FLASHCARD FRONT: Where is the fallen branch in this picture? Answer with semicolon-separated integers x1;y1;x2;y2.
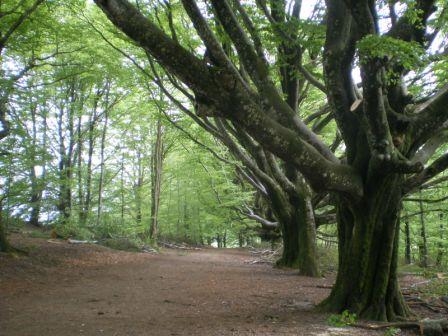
303;284;333;289
354;319;448;336
47;239;64;244
68;239;98;244
159;241;201;250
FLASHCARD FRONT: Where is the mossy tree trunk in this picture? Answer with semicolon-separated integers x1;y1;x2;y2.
269;177;319;277
276;196;318;277
320;174;410;320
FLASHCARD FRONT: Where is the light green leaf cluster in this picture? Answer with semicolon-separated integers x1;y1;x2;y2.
358;35;425;71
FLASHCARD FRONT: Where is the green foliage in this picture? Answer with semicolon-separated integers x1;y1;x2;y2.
383;327;401;336
100;237;142;252
327;310;357;327
357;35;424;74
53;222;94;241
27;230;50;239
318;245;339;273
418;277;448;299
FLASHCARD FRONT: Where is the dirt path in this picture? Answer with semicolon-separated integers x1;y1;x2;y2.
1;235;419;336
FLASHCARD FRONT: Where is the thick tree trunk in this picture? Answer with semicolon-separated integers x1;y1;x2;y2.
320;175;411;321
274;188;319;277
277;212;301;268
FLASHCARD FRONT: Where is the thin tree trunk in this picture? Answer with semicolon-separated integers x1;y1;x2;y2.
0;199;11;252
120;152;125;225
149;118;164;242
96;107;109;226
436;213;444;267
28;99;45;227
418;189;428;268
57;83;76;224
81;107;96;226
135;152;144;226
29;167;42;227
76;112;85;225
404;218;412;265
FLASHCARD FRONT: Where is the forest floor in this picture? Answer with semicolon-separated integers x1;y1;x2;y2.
1;232;446;336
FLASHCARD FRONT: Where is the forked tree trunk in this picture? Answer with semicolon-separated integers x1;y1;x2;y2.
320;174;411;321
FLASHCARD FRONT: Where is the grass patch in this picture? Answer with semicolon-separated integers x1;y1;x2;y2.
327;310;357;327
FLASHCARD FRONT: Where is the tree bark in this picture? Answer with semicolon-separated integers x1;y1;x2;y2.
404;218;412;265
274;186;318;276
0;200;10;253
149;117;164;242
320;175;410;321
436;213;444;267
28;99;44;227
96;104;109;226
418;189;429;268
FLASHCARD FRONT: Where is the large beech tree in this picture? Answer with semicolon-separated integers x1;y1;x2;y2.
94;0;448;321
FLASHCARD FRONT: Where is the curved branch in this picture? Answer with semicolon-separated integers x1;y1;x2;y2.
211;0;336;162
180;0;243;81
241;205;279;229
403;152;448;195
323;0;359;155
209;0;270;87
94;0;362;197
411;84;448;152
94;0;218;99
410;129;448;165
386;0;436;45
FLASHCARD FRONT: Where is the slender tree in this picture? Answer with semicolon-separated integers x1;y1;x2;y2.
148;116;164;242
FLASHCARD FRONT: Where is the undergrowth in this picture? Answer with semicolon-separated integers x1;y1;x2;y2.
327;310;357;327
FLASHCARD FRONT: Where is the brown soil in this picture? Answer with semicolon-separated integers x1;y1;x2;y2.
0;234;440;336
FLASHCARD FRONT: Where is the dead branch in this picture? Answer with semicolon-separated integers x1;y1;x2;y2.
353;319;448;336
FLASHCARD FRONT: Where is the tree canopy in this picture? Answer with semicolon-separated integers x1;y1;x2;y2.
1;0;448;324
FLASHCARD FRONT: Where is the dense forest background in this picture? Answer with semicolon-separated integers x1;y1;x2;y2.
1;0;447;301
